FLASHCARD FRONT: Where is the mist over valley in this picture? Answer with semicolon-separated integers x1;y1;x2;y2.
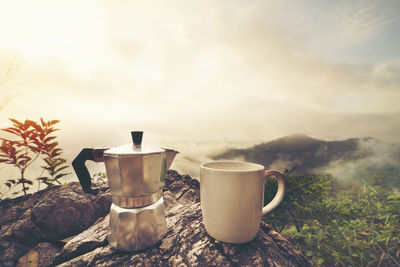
211;134;400;190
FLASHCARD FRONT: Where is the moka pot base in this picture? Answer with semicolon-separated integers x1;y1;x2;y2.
108;197;167;252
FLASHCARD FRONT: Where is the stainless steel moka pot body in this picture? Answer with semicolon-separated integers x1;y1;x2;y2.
72;131;178;251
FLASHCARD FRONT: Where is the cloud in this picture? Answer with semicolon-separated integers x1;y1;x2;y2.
1;1;400;182
329;1;398;44
373;59;400;83
3;1;399;116
325;138;400;190
272;0;400;63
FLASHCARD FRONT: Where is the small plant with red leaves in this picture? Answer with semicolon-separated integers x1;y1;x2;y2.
0;118;69;198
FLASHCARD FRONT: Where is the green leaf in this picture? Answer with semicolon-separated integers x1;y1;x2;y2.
53;173;61;179
54;166;69;173
55;173;68;179
43;181;54;186
50;149;62;158
44;142;58;151
387;194;400;200
386;236;391;246
17;178;33;185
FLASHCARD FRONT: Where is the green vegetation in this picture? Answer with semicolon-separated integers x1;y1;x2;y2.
0;118;69;198
264;169;400;266
214;134;400;266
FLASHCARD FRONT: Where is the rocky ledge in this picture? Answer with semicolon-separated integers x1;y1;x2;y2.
0;171;311;266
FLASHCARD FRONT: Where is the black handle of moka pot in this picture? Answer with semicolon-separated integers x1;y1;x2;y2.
72;148;108;195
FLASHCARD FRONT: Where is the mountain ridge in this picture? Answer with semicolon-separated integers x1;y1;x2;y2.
212;134;375;172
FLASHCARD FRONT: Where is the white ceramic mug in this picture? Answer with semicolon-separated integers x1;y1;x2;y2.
200;160;286;243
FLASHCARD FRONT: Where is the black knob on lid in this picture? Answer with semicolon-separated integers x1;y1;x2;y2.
131;131;143;146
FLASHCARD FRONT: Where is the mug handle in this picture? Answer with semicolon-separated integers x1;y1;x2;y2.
262;170;286;216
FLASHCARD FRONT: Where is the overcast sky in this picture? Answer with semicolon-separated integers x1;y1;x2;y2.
1;0;400;179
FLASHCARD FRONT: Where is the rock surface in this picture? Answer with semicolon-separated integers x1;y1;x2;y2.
1;171;312;266
34;242;61;267
54;171;312;266
0;239;29;267
0;182;111;267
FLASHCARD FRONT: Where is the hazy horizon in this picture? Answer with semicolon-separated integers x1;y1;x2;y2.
1;1;400;188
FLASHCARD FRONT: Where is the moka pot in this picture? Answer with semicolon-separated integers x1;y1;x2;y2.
72;131;178;251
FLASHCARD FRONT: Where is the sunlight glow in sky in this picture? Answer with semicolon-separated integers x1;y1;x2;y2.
1;0;400;177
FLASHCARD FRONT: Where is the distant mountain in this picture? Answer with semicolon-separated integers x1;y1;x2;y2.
212;134;370;173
